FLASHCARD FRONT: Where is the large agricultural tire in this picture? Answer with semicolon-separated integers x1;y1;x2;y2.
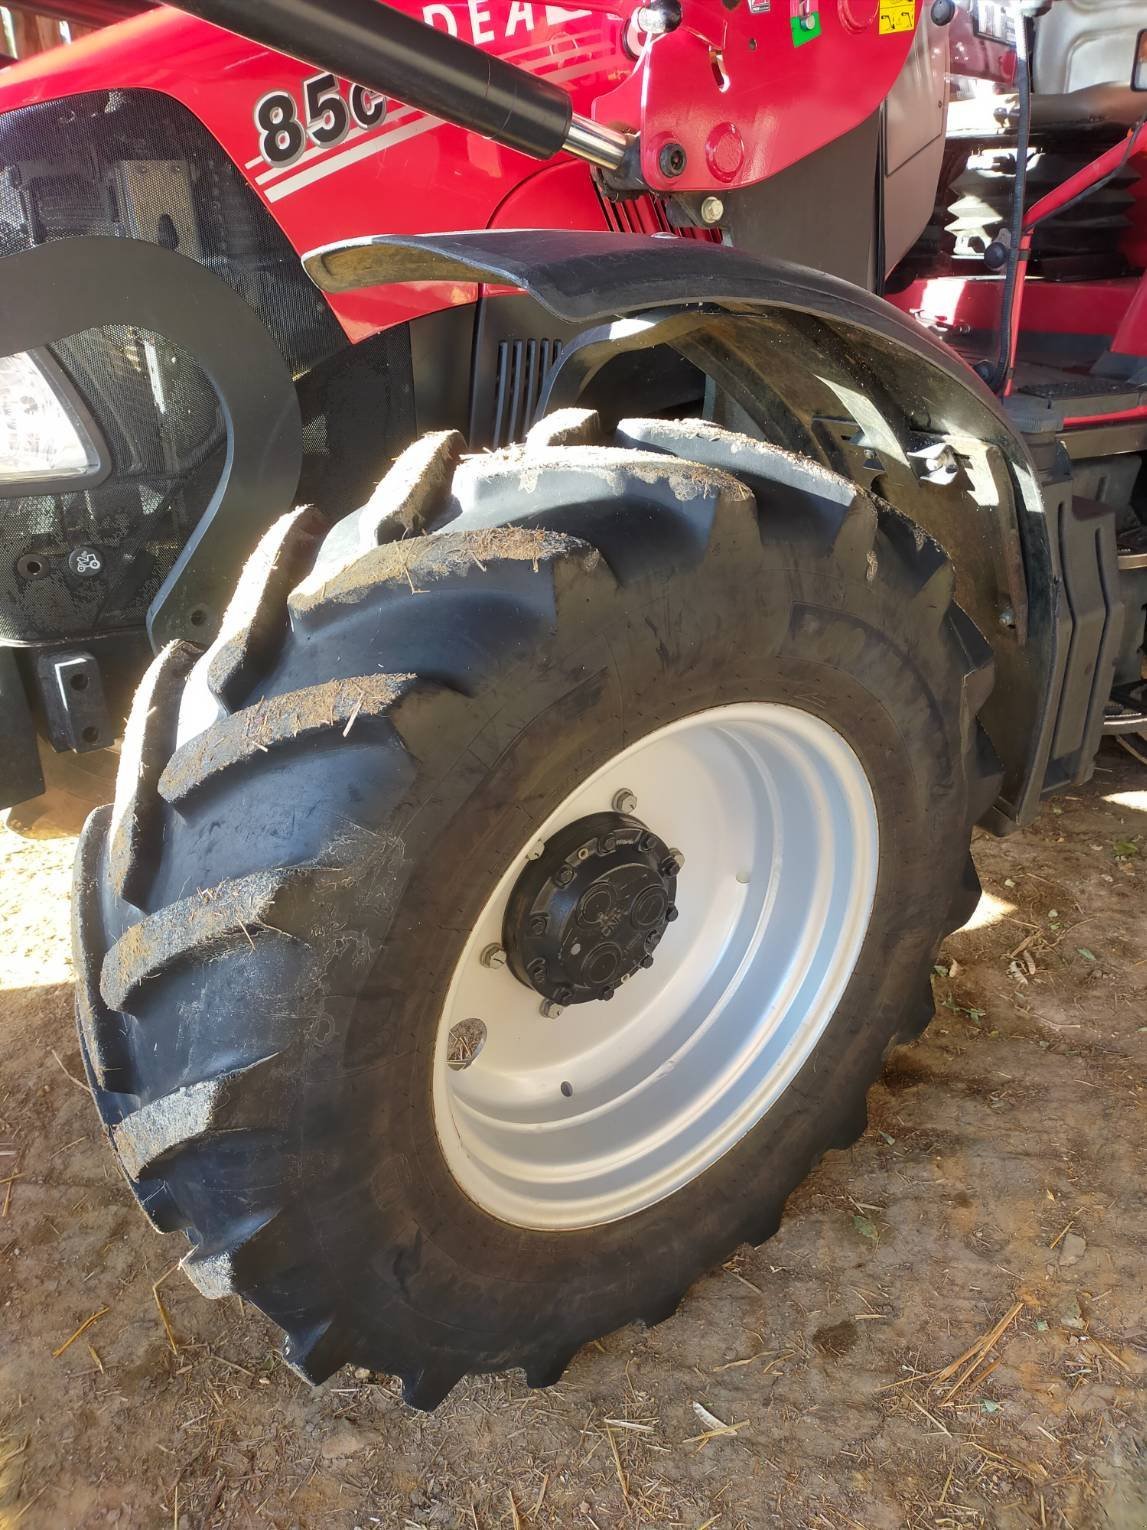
73;410;1000;1406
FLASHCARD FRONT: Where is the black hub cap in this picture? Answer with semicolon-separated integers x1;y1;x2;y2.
503;812;680;1005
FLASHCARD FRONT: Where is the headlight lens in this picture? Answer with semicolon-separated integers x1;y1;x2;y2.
0;350;101;486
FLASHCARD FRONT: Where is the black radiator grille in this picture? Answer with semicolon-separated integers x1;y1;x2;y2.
492;337;564;449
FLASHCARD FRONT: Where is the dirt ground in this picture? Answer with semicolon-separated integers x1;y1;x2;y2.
1;746;1145;1530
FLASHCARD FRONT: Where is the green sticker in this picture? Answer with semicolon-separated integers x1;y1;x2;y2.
790;11;821;43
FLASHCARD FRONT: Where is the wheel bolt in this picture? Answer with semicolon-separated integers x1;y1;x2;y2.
640;955;654;969
528;958;548;983
666;905;678;922
601;833;617;853
528;915;548;936
554;865;574;887
541;1000;564;1019
663;848;684;874
599;985;615;1002
554;985;574;1005
612;788;637;815
640;832;658;852
481;943;507;968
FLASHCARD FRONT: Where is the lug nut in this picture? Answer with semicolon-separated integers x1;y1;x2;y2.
640;832;658;852
666;905;678;922
612;788;637;814
541;1000;564;1019
554;865;575;887
528;957;548;983
528;915;548;936
640;955;654;969
660;850;684;876
481;943;507;968
554;985;574;1005
600;833;618;853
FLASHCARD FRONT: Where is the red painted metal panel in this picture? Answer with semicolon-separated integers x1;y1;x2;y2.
890;276;1141;341
593;0;922;192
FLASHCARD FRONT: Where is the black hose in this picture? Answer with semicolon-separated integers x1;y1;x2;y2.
985;0;1031;392
169;0;573;161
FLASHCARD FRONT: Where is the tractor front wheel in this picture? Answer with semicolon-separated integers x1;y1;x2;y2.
74;411;999;1405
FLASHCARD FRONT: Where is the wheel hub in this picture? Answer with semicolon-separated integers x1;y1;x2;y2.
503;811;680;1005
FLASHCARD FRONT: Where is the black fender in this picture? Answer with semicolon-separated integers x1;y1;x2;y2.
0;236;302;651
306;229;1073;833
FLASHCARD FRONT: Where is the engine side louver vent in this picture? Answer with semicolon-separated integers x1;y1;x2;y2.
492;337;563;449
594;186;722;241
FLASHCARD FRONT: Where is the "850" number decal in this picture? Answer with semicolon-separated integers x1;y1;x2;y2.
255;74;388;166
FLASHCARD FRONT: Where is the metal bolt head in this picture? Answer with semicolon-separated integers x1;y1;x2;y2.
661;848;685;876
700;195;724;226
599;985;615;1002
554;864;575;887
528;957;548;983
554;985;574;1005
612;788;637;815
541;1000;564;1019
481;943;507;969
528;915;548;937
527;840;546;860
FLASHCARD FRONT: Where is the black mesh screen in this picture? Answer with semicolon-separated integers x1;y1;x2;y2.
0;88;346;643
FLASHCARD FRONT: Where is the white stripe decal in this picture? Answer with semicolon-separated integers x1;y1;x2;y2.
265;113;442;201
264;39;617;203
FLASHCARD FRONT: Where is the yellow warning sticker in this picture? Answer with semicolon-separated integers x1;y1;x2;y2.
879;1;915;31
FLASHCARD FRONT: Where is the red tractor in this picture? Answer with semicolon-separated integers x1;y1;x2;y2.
0;0;1144;1403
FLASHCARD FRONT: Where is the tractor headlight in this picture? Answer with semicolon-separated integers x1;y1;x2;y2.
0;350;104;490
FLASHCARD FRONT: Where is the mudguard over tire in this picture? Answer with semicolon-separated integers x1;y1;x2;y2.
73;410;1000;1406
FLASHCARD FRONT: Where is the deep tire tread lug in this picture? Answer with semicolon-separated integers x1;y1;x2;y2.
111;1055;284;1179
400;1359;467;1412
100;870;293;1014
306;430;466;590
205;505;328;711
159;673;421;803
282;1317;347;1386
525;407;606;448
108;639;200;909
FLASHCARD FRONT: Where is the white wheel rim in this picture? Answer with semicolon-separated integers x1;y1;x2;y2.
432;702;879;1230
